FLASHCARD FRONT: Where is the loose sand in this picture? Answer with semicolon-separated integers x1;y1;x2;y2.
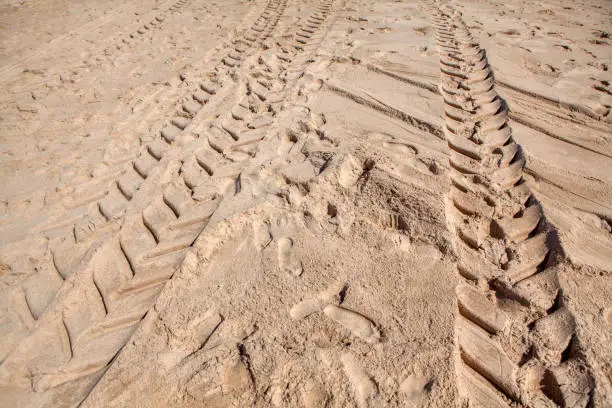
0;0;610;407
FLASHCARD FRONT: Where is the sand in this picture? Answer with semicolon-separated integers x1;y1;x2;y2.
0;0;610;406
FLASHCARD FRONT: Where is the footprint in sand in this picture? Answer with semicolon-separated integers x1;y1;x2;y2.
278;237;303;276
289;281;346;320
382;141;418;156
337;154;374;188
302;379;329;407
252;220;272;251
337;154;364;188
323;304;381;344
368;133;439;176
340;352;379;407
399;374;431;406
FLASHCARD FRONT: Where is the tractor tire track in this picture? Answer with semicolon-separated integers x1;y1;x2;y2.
429;4;594;407
365;64;612;159
0;1;338;406
0;0;191;88
0;0;288;370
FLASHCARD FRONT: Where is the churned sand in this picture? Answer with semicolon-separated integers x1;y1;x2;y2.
0;0;610;406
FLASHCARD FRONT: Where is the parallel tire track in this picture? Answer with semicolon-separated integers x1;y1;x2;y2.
0;1;336;406
0;0;192;90
0;0;287;370
429;5;594;408
84;0;194;69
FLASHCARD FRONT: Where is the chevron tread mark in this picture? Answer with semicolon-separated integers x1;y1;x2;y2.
0;1;340;405
429;4;594;408
0;0;288;370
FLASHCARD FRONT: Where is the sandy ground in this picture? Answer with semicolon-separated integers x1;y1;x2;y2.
0;0;610;407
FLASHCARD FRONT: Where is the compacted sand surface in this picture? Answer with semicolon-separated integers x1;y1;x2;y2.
0;0;610;407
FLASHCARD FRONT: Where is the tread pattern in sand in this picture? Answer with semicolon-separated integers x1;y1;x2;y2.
0;0;197;97
430;5;594;408
0;0;338;405
0;0;287;374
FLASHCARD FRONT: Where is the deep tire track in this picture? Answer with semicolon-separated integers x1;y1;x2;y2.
0;0;287;373
0;0;338;406
365;64;612;159
430;4;594;407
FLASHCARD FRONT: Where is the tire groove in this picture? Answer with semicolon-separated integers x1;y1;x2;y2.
0;0;288;364
429;4;595;407
0;1;339;405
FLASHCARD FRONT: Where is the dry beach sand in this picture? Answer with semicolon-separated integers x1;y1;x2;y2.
0;0;610;406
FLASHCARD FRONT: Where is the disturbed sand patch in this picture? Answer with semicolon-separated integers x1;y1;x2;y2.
0;0;610;406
